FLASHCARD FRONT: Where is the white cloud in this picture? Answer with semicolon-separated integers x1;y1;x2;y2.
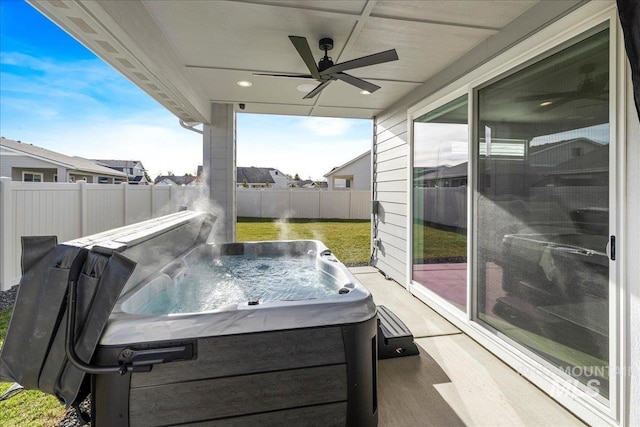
2;52;372;181
2;111;202;178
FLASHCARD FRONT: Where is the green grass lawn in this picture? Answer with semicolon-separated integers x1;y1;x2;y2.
237;218;371;265
0;308;67;427
413;222;467;262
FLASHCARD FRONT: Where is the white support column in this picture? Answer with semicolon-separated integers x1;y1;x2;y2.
203;103;236;242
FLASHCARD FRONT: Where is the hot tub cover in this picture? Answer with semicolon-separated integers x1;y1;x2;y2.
0;211;214;407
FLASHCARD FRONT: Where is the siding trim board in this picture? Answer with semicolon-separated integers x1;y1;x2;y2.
373;2;632;425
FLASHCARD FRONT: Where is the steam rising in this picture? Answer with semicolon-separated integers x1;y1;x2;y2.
274;212;325;244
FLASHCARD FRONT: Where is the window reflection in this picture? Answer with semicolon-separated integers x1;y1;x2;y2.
412;96;468;311
476;30;609;397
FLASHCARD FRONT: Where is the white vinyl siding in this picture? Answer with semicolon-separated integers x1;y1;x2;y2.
373;111;409;284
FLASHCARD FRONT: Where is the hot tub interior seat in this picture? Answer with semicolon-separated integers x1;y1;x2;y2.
118;240;355;316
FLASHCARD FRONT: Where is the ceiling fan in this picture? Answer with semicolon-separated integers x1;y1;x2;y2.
254;36;398;99
515;63;608;111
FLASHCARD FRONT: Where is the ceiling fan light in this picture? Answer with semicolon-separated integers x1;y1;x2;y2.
296;83;317;93
237;80;253;87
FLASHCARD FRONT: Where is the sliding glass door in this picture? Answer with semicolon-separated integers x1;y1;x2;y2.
475;29;610;397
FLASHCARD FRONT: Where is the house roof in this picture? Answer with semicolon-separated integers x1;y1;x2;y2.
324;151;370;177
154;174;196;185
93;159;145;169
544;144;609;174
528;137;602;155
0;138;128;177
237;167;276;184
420;162;469;181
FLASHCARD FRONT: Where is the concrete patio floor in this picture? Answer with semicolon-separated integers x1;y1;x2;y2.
349;266;586;427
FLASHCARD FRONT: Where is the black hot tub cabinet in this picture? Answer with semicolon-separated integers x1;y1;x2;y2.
0;211;378;427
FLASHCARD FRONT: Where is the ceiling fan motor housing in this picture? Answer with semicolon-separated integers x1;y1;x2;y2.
319;38;334;51
318;57;334;73
318;38;335;72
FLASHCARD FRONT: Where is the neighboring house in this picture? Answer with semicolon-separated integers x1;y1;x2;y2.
415;162;468;188
154;174;197;186
93;159;149;185
236;167;289;188
288;179;327;189
324;151;371;191
0;138;128;183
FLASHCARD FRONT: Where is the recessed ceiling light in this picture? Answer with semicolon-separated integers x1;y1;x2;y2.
237;81;252;87
296;83;317;93
360;90;371;95
539;101;553;107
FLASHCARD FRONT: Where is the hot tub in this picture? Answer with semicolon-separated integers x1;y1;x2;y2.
1;211;378;426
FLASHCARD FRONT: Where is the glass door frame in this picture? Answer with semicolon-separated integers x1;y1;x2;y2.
406;3;626;424
407;86;472;324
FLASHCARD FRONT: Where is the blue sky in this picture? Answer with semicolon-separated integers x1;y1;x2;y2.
0;0;371;180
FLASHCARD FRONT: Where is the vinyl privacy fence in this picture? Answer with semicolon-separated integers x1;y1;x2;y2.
0;179;208;290
0;179;370;290
236;188;370;219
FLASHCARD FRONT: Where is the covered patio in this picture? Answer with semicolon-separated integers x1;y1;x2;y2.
352;266;583;426
22;0;640;426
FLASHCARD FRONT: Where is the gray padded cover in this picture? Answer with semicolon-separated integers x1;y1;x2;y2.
0;238;135;406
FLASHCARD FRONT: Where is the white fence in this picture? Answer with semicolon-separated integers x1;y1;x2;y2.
0;179;205;291
0;179;371;290
237;188;370;219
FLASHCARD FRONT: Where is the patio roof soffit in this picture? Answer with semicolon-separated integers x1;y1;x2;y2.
26;1;594;121
28;0;211;125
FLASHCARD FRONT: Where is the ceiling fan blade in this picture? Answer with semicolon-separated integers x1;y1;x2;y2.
303;80;332;99
289;36;321;80
333;72;380;93
321;49;398;75
253;73;314;78
515;91;579;102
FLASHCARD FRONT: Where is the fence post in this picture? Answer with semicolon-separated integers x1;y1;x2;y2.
151;184;157;218
122;182;129;225
0;177;14;291
79;180;88;236
170;185;177;212
260;189;264;218
348;190;352;219
289;188;293;217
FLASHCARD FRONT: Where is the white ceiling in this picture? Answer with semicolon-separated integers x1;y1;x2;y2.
30;0;539;122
